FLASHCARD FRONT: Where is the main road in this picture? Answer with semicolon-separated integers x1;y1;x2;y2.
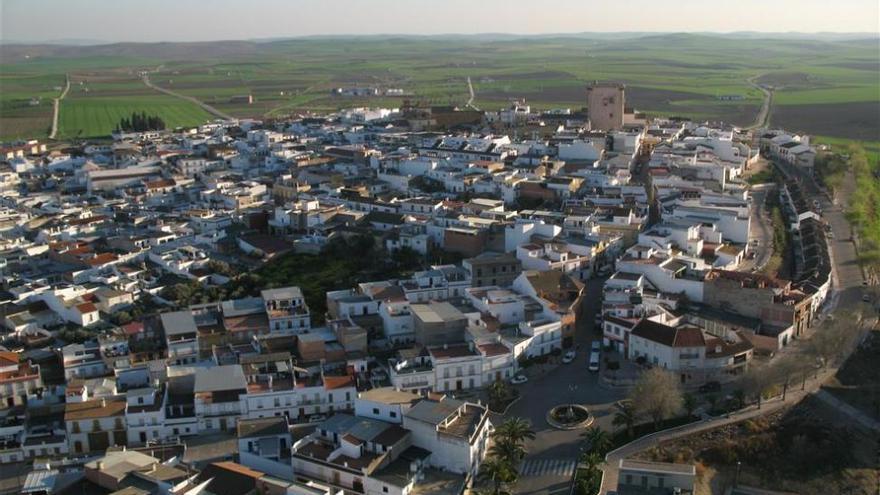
498;276;627;494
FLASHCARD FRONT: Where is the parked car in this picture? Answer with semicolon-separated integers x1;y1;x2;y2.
588;352;600;372
591;341;602;352
698;381;721;394
862;294;871;303
510;374;528;385
562;350;576;364
309;414;327;423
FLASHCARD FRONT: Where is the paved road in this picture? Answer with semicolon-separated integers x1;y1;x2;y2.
143;73;235;121
743;186;773;272
48;74;70;140
504;277;625;493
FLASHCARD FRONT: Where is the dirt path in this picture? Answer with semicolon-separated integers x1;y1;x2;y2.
466;76;480;111
142;72;235;121
745;74;773;130
48;74;70;140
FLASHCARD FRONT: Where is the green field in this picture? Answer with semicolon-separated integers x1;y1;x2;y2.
57;96;213;139
1;34;878;141
53;72;213;139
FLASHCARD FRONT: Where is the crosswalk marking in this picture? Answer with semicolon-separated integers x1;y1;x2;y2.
518;458;577;478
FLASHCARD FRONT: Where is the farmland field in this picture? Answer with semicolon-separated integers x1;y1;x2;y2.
1;34;878;140
55;73;213;139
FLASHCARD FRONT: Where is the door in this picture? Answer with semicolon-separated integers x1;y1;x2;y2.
139;432;147;443
456;380;463;390
220;418;228;431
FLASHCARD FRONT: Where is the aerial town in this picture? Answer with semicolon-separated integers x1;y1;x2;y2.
0;72;875;495
0;79;876;495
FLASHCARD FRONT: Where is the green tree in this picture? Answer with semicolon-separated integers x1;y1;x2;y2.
490;417;535;465
488;380;509;409
683;392;697;418
477;456;517;495
581;426;612;456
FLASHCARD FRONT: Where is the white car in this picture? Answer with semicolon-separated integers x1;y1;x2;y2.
562;350;576;364
590;341;602;352
510;374;528;385
588;352;600;372
309;414;327;423
862;294;871;303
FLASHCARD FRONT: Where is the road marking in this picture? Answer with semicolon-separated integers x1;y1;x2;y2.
519;459;576;478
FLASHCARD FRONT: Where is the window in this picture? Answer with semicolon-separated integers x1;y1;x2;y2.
390;411;397;418
383;486;389;493
373;408;380;415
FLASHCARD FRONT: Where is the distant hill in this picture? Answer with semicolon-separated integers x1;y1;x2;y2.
1;31;876;63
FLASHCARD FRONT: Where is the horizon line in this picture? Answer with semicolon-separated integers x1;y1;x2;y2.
2;30;879;46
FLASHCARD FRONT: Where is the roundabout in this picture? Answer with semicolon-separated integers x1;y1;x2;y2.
546;403;594;430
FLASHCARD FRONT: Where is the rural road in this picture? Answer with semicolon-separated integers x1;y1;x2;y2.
48;74;70;139
142;73;235;121
745;74;773;130
466;76;480;111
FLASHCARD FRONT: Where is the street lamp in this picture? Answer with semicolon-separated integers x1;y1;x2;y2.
735;461;742;487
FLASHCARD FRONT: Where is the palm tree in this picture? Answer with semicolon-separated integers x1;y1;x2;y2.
581;426;612;456
490;418;535;466
683;393;697;418
494;417;536;446
612;402;637;439
579;450;603;471
478;456;517;495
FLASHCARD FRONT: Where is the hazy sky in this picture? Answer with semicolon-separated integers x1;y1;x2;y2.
3;0;879;43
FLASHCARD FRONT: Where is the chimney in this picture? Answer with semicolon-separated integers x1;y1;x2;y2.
96;461;104;471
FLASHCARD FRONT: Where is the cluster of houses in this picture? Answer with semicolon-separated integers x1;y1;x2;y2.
0;84;826;494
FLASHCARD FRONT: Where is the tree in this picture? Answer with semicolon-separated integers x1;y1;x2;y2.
581;426;612;456
629;368;683;430
488;379;509;409
682;393;697;418
490;417;535;466
579;450;603;471
477;456;517;495
612;401;637;439
772;356;800;401
743;367;773;409
706;394;718;414
732;389;746;409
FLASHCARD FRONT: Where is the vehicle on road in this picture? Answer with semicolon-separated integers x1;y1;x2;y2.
309;414;327;423
698;381;721;394
862;294;871;303
562;350;576;364
510;374;528;385
590;341;602;352
597;265;613;277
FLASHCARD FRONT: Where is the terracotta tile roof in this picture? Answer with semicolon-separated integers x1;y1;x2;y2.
76;302;98;313
323;375;355;390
